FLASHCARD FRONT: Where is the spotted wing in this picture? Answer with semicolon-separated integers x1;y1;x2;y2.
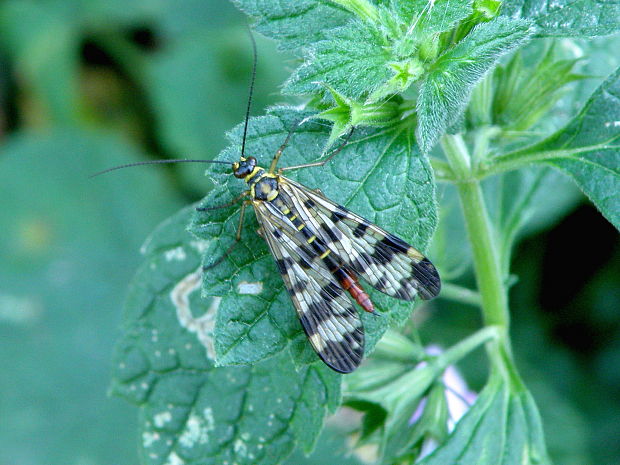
253;201;365;373
280;178;441;301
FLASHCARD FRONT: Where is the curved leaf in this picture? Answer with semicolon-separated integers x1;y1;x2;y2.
231;0;352;52
284;20;392;100
503;0;620;38
417;16;534;153
418;376;551;465
494;66;620;230
392;0;473;35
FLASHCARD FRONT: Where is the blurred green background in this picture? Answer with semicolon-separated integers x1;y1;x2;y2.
0;1;618;465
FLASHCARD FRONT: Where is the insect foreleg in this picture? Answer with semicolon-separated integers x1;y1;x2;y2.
202;200;250;271
196;190;249;212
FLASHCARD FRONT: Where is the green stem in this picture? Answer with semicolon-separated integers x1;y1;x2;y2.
441;326;500;366
440;134;511;347
429;157;455;182
439;134;471;180
439;283;482;307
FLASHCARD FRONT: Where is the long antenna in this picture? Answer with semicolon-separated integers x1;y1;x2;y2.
241;28;258;158
90;159;231;178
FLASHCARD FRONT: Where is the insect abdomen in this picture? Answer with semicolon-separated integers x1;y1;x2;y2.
338;270;374;313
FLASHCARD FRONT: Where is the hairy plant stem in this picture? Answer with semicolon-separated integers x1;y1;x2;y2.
440;134;514;367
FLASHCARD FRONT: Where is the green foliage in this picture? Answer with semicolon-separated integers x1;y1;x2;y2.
503;0;620;38
482;43;584;131
391;0;473;35
282;0;480;103
2;1;619;465
418;374;551;465
231;0;351;51
285;19;394;100
345;327;502;462
316;85;403;144
486;66;620;229
417;16;534;153
111;206;341;464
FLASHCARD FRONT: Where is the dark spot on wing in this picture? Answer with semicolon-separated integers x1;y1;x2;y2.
413;257;441;299
351;252;372;273
381;233;410;254
396;278;416;300
353;222;369;238
321;222;342;242
300;225;315;239
299;255;313;270
309;237;327;254
372;241;395;264
292;280;307;293
319;338;363;374
375;276;389;291
330;208;347;223
275;257;294;274
319;283;343;302
322;254;341;274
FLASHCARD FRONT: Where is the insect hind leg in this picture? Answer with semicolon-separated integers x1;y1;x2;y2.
268;116;315;173
279;127;355;173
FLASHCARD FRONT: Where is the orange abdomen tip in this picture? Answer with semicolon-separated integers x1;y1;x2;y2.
340;272;375;313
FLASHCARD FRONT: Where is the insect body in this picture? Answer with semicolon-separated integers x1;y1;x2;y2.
223;155;441;373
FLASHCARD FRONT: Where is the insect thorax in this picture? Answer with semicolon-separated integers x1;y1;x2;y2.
247;167;279;202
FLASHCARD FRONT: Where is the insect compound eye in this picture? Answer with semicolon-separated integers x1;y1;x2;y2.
233;156;257;178
235;157;256;178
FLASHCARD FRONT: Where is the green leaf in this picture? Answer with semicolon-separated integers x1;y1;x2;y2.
503;0;620;38
0;129;183;465
283;1;477;102
189;107;437;367
391;0;473;35
418;376;552;465
344;327;500;461
330;0;380;23
111;205;341;465
491;66;620;230
231;0;352;52
317;85;403;144
282;427;364;464
490;44;584;132
417;16;534;153
428;184;473;282
380;381;450;461
284;20;392;100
